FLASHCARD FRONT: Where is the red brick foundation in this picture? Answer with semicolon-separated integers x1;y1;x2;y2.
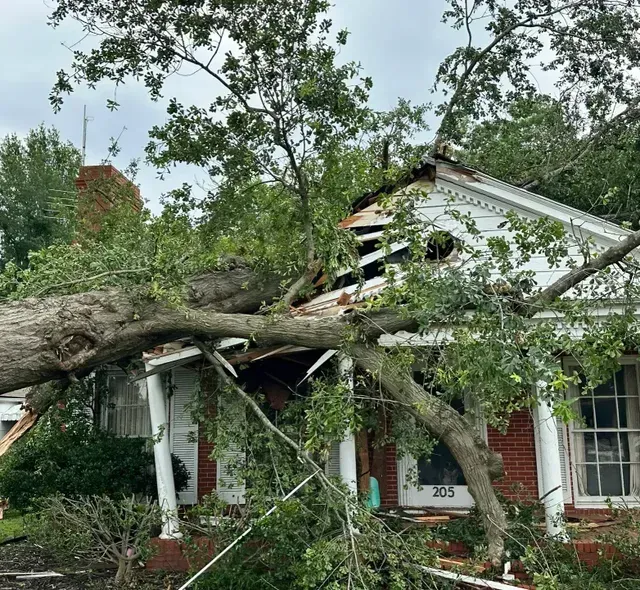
146;539;190;572
146;538;216;572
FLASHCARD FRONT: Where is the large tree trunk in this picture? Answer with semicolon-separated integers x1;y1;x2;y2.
0;277;507;557
0;262;285;394
352;345;506;563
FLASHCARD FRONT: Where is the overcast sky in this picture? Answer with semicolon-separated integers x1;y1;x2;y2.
0;1;461;213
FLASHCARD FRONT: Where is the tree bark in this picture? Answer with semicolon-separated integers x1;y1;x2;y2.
351;344;506;563
2;223;639;561
0;262;285;395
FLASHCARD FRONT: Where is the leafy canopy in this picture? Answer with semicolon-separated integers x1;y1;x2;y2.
0;125;80;268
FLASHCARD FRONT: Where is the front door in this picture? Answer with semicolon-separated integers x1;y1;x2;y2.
398;397;478;509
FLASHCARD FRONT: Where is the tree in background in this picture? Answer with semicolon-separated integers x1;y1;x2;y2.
461;95;640;228
0;125;81;268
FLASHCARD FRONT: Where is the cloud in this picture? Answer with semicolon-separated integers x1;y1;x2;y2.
0;0;465;213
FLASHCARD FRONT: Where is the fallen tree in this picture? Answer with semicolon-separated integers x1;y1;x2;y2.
1;0;638;572
3;220;640;559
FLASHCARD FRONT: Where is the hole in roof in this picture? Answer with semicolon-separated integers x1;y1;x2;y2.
425;231;456;261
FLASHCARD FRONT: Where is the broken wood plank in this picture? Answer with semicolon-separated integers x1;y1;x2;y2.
438;557;488;573
0;571;61;577
414;515;450;522
15;572;64;580
419;566;531;589
0;411;38;457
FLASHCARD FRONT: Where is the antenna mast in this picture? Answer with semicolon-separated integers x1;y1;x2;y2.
81;105;90;165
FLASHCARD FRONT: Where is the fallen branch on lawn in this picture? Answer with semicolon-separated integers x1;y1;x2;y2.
177;470;321;590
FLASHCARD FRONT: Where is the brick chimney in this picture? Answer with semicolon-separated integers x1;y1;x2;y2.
75;165;143;229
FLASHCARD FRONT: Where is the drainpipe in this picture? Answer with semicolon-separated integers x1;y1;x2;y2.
536;398;567;539
145;366;181;539
338;354;358;496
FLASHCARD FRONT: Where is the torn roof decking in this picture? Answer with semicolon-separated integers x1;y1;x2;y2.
145;157;636;364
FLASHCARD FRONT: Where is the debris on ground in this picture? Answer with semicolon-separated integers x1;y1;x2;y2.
0;540;185;589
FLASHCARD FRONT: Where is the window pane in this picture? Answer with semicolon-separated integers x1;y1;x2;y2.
594;377;615;397
599;465;623;496
594;398;618;428
578;398;595;429
628;464;640;496
574;433;596;462
620;433;631;462
597;432;620;462
619;401;628;428
617;365;638;396
575;464;600;496
106;376;150;437
418;442;466;486
623;464;631;496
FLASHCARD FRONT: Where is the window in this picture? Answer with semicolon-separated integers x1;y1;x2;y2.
568;360;640;501
104;374;151;437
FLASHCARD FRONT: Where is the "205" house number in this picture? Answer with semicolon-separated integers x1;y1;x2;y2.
432;486;455;498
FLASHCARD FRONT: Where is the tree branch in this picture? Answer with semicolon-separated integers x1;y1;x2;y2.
34;268;150;297
520;104;640;191
192;338;349;500
436;0;584;143
529;227;640;309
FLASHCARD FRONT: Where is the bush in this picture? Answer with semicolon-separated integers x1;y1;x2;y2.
26;495;161;585
0;418;189;509
181;488;439;589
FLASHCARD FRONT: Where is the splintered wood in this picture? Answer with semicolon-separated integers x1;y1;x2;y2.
0;411;38;458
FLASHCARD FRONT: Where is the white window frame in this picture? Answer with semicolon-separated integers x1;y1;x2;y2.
564;356;640;508
102;369;152;438
397;396;487;509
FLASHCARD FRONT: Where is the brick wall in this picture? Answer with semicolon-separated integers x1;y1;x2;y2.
198;435;217;501
381;443;398;506
75;164;143;232
197;373;217;501
146;538;216;572
146;539;189;572
487;410;539;501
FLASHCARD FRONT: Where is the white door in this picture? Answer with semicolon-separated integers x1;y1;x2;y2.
170;368;199;505
398;397;479;509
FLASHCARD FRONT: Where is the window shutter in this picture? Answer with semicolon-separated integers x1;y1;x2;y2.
557;418;572;504
170;368;199;505
216;393;246;505
326;442;341;477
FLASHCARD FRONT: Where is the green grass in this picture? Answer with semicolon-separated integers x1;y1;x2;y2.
0;510;24;541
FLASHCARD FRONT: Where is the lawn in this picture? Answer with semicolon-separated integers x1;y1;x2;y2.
0;510;24;542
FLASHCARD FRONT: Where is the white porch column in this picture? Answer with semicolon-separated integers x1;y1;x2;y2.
338;354;358;496
536;398;567;539
146;366;181;539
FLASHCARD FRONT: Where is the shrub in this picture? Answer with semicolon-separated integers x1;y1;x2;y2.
433;497;544;560
0;417;189;509
181;488;439;589
26;495;161;585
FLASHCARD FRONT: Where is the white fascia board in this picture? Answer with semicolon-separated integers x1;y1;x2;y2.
435;177;632;252
145;346;202;366
144;338;248;366
378;305;640;347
